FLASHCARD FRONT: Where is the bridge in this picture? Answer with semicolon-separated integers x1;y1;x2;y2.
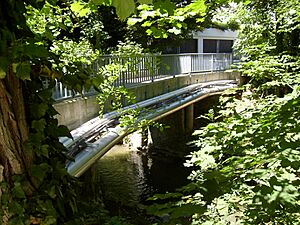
53;53;239;177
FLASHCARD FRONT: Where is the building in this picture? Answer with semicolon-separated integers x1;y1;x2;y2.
164;28;238;54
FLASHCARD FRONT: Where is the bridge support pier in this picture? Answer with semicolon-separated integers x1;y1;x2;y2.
185;104;194;134
122;94;224;158
148;108;191;157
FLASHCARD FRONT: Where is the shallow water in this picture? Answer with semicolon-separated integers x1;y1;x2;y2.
93;145;191;206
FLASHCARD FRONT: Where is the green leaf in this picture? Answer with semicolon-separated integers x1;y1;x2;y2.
31;163;50;182
138;0;152;4
30;103;49;119
112;0;135;20
89;0;105;5
147;27;168;38
79;8;90;17
140;10;157;19
47;186;57;198
9;217;25;225
148;192;183;201
40;145;49;157
142;20;153;27
243;0;251;5
70;1;90;17
56;197;66;216
70;1;84;12
171;204;205;218
57;125;72;138
92;76;104;89
44;216;56;225
29;132;44;147
185;0;207;14
153;0;176;15
47;0;59;5
31;119;46;132
24;43;49;59
12;182;26;199
0;68;6;79
16;62;31;80
9;201;25;215
127;17;143;25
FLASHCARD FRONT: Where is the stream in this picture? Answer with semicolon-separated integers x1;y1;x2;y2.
81;96;220;223
95;145;191;206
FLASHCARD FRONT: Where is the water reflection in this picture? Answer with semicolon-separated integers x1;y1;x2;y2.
95;145;190;206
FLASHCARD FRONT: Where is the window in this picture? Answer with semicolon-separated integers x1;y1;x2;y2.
203;39;218;53
219;40;233;53
180;39;198;53
203;39;233;53
162;39;198;54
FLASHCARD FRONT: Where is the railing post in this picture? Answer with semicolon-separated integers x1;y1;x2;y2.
211;54;214;72
121;58;126;86
190;54;193;74
59;82;63;99
151;55;154;82
173;55;177;78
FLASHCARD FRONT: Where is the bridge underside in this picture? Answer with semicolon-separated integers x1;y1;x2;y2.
62;79;237;177
147;94;221;157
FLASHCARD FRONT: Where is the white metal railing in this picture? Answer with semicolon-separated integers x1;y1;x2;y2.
53;53;233;101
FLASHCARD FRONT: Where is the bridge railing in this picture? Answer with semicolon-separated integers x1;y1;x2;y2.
53;53;233;101
51;81;97;100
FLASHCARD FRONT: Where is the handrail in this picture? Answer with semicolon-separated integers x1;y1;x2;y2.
53;53;233;101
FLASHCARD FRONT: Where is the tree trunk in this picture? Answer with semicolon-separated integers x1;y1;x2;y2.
0;68;33;223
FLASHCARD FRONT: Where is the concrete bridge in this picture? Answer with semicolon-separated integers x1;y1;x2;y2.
54;53;236;129
53;53;239;177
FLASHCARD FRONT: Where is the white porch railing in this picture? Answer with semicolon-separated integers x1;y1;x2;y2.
53;53;233;101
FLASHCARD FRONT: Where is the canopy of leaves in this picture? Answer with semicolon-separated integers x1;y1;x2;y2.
126;0;228;51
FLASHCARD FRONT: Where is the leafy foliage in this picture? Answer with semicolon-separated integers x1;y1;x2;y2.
3;0;220;223
0;77;82;224
146;0;300;224
95;40;142;113
0;0;151;224
148;88;300;224
185;87;300;224
4;0;299;224
95;41;166;135
126;0;223;52
26;1;105;94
